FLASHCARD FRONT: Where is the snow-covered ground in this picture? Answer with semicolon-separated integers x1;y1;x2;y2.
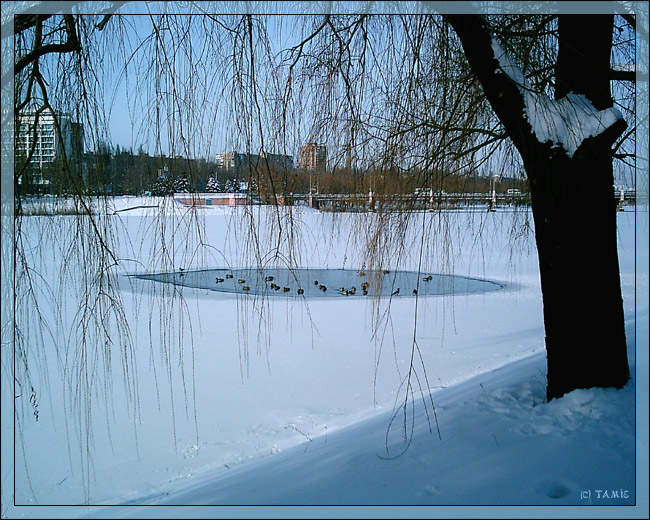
2;197;647;518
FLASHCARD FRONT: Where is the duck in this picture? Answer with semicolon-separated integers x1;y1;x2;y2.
319;285;327;292
423;275;433;282
361;281;369;288
225;273;233;279
264;275;274;282
391;288;400;296
314;280;319;285
413;289;418;295
215;277;224;283
282;287;290;292
359;271;366;276
238;279;246;284
297;288;304;295
242;286;250;291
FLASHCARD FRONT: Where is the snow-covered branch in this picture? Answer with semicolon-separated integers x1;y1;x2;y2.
491;40;625;157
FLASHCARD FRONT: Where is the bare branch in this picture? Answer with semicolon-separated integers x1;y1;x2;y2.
14;15;81;76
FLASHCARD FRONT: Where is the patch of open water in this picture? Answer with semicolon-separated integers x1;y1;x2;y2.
131;268;505;298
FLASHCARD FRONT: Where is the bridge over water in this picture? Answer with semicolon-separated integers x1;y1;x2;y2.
174;189;638;211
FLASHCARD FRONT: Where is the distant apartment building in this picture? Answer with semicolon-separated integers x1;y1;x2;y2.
215;151;247;172
259;151;294;171
16;110;84;193
299;143;327;171
216;150;294;175
16;110;84;169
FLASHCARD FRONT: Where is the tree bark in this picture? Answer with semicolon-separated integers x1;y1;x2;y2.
447;14;630;401
527;123;629;400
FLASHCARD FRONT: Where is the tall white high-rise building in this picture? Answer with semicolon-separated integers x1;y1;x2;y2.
16;110;84;169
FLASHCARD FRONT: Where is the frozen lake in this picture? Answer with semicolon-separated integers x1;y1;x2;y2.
5;199;643;514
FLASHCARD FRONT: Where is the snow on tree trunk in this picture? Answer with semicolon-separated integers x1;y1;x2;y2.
447;14;630;400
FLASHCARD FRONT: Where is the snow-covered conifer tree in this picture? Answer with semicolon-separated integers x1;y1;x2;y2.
173;175;190;193
205;175;221;192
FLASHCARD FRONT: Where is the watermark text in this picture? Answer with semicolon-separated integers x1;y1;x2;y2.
580;489;630;500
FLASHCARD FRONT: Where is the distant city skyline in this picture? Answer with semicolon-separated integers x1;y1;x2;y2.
10;5;640;190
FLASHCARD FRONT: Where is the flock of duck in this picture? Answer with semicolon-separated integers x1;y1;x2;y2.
192;268;439;297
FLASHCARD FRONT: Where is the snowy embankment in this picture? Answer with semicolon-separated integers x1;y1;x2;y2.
4;198;647;518
99;347;639;512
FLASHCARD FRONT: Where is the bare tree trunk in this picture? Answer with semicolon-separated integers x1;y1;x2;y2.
528;128;629;400
535;15;629;400
447;14;630;400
